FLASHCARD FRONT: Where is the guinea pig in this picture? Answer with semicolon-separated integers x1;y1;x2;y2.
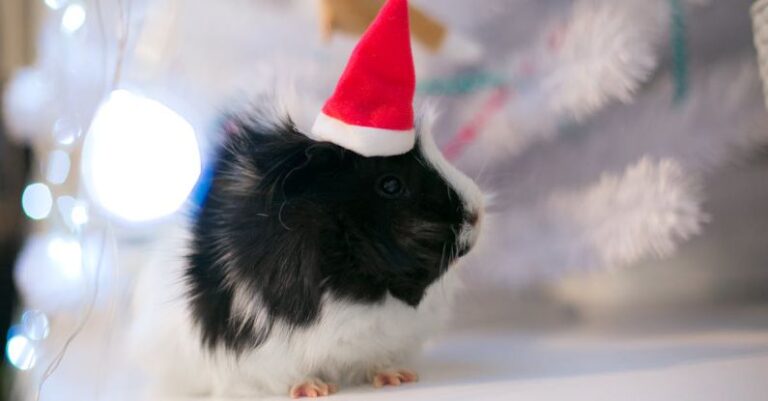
127;102;484;398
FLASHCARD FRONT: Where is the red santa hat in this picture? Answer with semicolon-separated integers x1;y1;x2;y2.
310;0;415;157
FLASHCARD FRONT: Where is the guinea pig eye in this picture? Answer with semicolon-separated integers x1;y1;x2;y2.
376;175;406;199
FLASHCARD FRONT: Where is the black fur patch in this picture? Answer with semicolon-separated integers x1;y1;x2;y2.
186;110;470;352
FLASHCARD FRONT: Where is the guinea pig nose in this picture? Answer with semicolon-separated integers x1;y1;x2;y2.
457;244;472;258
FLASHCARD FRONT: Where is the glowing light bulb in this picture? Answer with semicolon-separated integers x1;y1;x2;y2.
52;117;82;145
14;234;105;312
46;237;83;281
44;0;68;10
21;310;50;341
57;195;89;231
46;150;71;185
82;90;201;223
22;183;53;220
61;3;86;33
71;203;89;226
6;335;36;370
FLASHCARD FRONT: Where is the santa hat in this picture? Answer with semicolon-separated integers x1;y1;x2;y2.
310;0;415;157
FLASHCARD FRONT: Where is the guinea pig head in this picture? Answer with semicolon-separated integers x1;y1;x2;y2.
287;118;483;306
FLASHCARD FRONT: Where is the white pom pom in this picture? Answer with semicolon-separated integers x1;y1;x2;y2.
549;157;705;269
544;0;666;119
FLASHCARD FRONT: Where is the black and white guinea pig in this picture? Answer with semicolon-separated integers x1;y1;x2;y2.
129;101;484;398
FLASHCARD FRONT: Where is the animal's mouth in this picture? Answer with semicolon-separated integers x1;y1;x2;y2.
456;244;472;258
455;209;483;259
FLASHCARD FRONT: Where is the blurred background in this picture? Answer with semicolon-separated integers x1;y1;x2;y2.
1;0;767;400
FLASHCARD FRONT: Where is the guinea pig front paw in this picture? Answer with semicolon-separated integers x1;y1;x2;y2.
289;378;338;398
371;368;419;388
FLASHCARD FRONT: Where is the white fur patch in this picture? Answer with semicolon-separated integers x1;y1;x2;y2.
417;110;485;249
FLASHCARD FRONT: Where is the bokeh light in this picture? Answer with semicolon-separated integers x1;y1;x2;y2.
82;90;201;223
57;195;89;231
6;335;36;371
46;149;71;185
46;237;83;281
22;183;53;220
21;310;50;341
61;3;86;34
71;203;89;227
52;117;82;145
44;0;68;10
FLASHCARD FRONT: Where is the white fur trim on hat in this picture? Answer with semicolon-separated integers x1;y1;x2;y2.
310;112;415;157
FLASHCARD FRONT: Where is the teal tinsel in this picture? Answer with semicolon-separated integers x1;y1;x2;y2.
670;0;689;104
416;72;507;96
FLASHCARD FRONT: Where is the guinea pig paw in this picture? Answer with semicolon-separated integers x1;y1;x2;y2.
371;368;419;388
289;378;338;398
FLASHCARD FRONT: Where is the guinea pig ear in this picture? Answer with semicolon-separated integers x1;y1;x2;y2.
304;142;345;171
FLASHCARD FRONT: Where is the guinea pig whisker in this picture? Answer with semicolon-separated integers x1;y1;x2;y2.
278;201;292;231
474;155;491;186
439;242;448;271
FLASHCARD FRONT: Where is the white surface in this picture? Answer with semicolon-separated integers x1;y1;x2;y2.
19;142;768;401
150;305;768;401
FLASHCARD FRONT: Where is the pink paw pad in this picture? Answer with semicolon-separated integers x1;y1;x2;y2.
372;369;419;388
290;379;338;398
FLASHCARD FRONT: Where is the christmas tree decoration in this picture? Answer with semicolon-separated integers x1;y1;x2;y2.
461;53;767;287
2;68;57;144
20;183;53;221
43;0;68;11
669;0;690;103
60;2;87;34
549;157;702;269
5;334;36;371
447;0;674;165
442;88;509;161
81;90;201;223
319;0;482;62
44;150;71;185
20;310;50;342
465;157;704;284
546;0;667;119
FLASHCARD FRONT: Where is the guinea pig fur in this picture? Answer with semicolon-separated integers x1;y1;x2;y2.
128;103;484;398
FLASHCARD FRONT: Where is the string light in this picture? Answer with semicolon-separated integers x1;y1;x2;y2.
57;195;89;232
5;311;49;370
46;150;71;185
21;311;50;341
61;2;87;34
82;90;201;223
43;0;68;10
6;335;37;371
71;203;89;227
52;117;82;146
21;183;53;220
46;237;83;281
9;0;132;391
